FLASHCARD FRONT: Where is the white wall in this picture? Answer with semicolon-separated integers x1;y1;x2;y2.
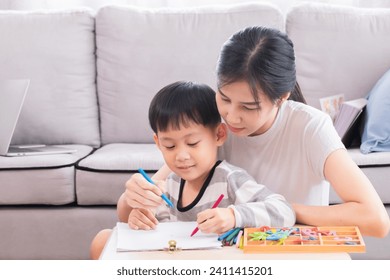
1;0;389;12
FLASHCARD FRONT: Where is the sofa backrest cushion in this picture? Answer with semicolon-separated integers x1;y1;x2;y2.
96;3;284;144
0;10;100;147
287;3;390;109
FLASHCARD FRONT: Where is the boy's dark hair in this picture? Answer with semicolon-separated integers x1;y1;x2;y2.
149;81;221;133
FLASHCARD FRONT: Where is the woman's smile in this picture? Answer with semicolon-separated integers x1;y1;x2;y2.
226;123;245;133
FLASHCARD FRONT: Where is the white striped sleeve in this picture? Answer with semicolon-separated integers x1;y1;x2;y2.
227;170;296;227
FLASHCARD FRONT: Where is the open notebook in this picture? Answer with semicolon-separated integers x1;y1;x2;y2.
116;222;222;252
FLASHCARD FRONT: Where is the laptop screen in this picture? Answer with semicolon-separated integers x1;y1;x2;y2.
0;79;30;155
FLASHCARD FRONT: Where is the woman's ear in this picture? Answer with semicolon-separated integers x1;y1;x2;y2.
216;123;228;146
276;92;291;106
283;92;291;101
281;92;291;103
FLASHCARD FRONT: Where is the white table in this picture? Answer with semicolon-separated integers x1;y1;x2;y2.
100;227;351;260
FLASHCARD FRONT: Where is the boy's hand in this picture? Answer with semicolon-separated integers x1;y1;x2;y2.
196;208;236;234
128;208;159;230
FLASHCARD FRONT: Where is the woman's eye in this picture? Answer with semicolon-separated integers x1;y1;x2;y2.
220;96;230;102
243;106;260;111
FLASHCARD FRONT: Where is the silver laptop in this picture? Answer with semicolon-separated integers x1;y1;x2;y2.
0;79;77;157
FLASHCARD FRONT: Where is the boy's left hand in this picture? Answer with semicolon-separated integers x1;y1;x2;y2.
196;208;235;234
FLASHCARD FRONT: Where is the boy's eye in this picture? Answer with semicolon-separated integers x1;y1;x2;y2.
164;145;175;150
188;141;200;147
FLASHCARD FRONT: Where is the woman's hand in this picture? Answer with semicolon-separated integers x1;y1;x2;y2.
124;173;165;209
196;208;236;234
117;165;171;223
128;208;159;230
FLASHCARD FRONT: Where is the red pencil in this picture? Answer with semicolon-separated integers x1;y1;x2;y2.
190;194;225;237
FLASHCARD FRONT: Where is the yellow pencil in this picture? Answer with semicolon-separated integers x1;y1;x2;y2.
239;234;244;249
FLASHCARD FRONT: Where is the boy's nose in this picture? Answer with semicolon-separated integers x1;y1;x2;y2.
176;149;190;161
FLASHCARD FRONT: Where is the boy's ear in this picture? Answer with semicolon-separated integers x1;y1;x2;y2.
153;133;161;149
216;123;227;146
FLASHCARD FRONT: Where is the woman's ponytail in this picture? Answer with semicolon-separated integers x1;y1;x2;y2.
288;82;306;104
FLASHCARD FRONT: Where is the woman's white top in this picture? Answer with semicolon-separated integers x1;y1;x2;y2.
219;100;345;206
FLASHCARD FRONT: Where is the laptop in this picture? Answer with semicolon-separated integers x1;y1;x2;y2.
0;79;77;157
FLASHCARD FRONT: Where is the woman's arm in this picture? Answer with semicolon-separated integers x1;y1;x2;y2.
294;149;390;237
117;164;172;223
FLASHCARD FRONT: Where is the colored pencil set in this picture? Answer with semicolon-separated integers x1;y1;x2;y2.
218;227;244;248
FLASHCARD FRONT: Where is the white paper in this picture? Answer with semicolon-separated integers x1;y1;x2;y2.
116;222;222;252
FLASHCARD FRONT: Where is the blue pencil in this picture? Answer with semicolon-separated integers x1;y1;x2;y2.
138;168;174;208
226;227;241;242
218;228;237;241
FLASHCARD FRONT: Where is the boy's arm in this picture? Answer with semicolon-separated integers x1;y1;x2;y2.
228;172;296;228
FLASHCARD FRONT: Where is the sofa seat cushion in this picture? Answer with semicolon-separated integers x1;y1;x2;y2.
330;148;390;204
76;143;164;205
0;145;93;205
95;3;284;145
348;148;390;167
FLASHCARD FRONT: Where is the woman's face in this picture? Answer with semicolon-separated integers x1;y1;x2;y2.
216;80;279;136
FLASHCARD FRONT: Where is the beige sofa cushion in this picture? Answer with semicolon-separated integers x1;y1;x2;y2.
95;3;284;144
76;143;164;205
0;9;100;146
287;3;390;109
0;145;93;205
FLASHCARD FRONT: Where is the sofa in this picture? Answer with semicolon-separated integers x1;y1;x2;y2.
0;2;389;260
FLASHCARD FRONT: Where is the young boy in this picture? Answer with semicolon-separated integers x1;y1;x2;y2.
127;81;295;234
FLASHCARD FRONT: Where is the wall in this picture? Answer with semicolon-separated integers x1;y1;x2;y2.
1;0;389;14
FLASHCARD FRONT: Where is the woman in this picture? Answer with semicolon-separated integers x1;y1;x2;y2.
91;26;389;259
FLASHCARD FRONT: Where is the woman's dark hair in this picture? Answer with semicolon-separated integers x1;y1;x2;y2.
216;26;306;104
149;81;221;133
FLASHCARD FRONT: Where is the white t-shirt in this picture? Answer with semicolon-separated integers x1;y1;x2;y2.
219;100;345;206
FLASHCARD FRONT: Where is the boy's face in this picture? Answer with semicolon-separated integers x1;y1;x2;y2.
154;122;226;186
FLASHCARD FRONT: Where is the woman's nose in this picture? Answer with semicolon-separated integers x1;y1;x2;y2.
226;107;241;124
